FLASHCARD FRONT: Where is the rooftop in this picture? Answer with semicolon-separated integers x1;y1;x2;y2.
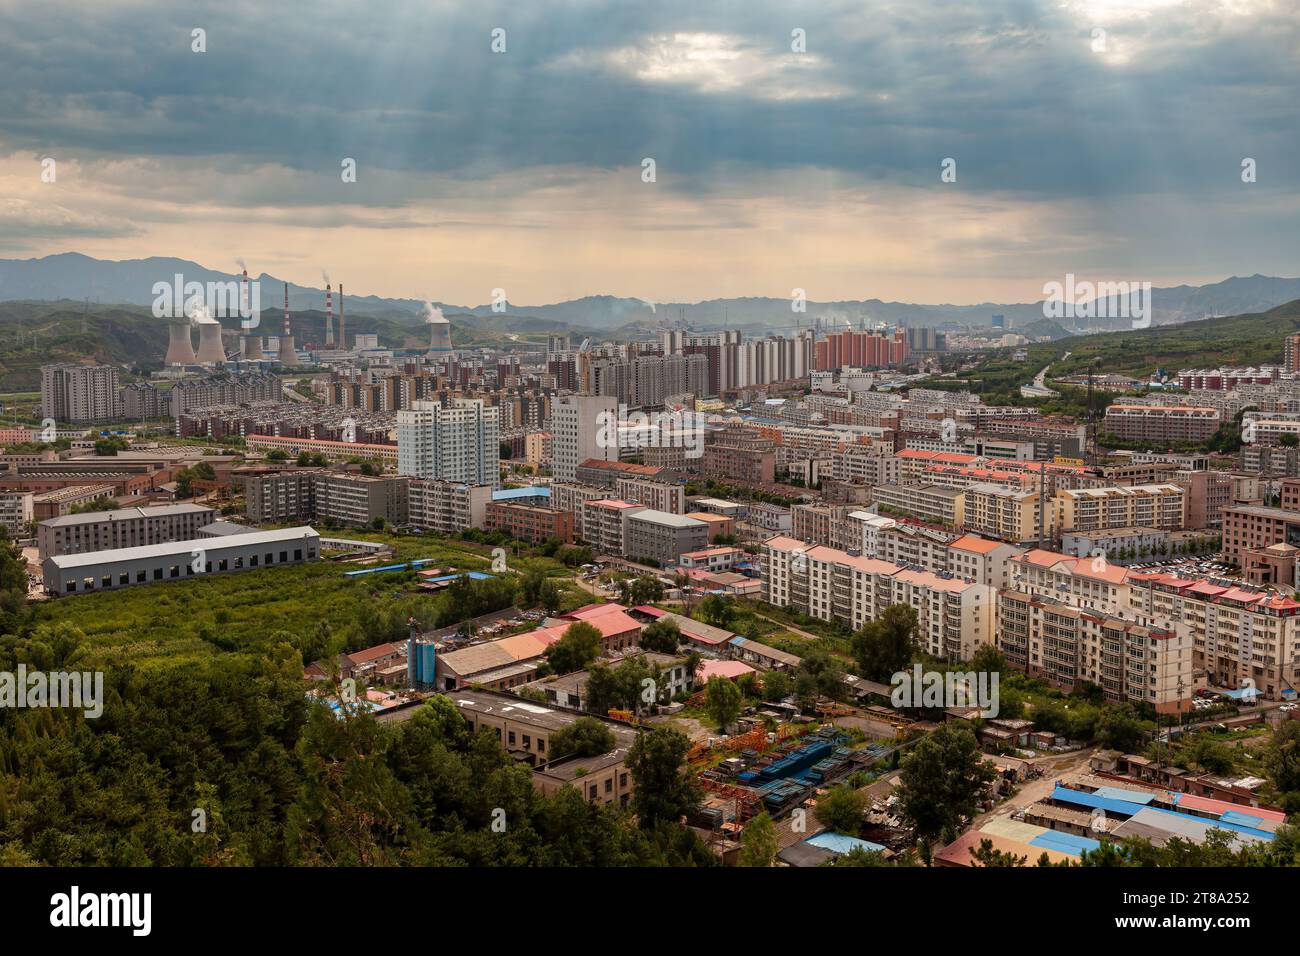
45;526;318;570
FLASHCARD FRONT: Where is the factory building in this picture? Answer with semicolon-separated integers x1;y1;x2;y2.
43;526;319;595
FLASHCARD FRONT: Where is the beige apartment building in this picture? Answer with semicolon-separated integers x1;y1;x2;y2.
1104;404;1221;443
762;535;994;661
1127;571;1300;702
872;483;965;526
963;483;1054;544
997;590;1192;713
1056;483;1186;533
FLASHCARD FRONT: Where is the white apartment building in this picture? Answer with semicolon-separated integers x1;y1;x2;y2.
397;398;500;487
551;394;617;482
407;479;492;536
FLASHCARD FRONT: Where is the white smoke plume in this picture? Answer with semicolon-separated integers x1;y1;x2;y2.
423;300;447;324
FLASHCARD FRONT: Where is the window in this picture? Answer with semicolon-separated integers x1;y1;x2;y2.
136;570;147;583
102;575;112;588
153;568;163;580
266;553;274;564
66;581;76;593
250;555;258;567
604;778;612;794
280;551;288;562
119;573;129;585
169;565;180;578
294;549;302;561
522;734;531;748
508;731;516;745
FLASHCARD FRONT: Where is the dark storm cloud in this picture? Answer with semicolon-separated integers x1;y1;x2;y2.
0;0;1296;206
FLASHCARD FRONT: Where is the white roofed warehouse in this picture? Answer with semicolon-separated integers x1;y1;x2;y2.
42;526;320;596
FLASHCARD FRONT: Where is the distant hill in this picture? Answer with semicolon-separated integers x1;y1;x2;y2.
4;253;1300;334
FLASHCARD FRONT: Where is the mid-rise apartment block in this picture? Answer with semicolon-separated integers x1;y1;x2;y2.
407;479;492;536
1056;484;1187;533
762;536;994;661
37;503;215;560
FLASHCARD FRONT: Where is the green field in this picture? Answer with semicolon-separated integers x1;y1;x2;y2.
25;532;583;669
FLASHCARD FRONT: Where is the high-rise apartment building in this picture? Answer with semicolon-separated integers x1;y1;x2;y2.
397;399;500;487
551;394;617;482
41;364;120;424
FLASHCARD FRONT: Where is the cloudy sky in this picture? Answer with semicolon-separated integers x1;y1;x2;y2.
1;0;1296;305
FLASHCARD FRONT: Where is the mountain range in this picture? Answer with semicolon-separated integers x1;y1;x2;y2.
5;253;1300;336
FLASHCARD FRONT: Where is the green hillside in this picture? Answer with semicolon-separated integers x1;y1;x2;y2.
1050;298;1300;377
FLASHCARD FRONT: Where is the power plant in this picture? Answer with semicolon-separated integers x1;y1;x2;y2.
277;282;298;366
165;319;197;366
425;301;452;355
192;303;228;365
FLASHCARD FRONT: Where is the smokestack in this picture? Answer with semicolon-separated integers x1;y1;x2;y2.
165;321;197;366
338;283;345;351
325;283;334;348
196;321;227;365
277;282;298;366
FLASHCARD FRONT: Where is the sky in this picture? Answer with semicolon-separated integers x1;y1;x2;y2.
0;0;1297;306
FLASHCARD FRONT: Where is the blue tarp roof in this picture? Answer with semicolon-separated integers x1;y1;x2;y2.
1050;785;1149;816
1028;831;1101;857
806;832;886;855
493;486;551;501
1220;810;1269;828
1093;786;1156;805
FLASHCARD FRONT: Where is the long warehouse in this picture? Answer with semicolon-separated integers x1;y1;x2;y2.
42;526;320;596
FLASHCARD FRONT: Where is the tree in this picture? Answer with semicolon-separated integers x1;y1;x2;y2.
704;676;742;732
545;621;603;675
626;728;699;827
970;838;1027;867
761;670;792;702
897;723;996;845
852;603;918;681
737;811;778;867
969;644;1006;676
814;784;868;835
1265;720;1300;795
696;594;734;629
1096;705;1150;753
548;717;617;761
539;579;563;616
793;648;847;711
640;618;681;654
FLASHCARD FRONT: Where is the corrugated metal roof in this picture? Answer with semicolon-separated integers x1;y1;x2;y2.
46;526;318;569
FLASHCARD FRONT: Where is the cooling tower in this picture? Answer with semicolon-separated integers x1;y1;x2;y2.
165;321;197;366
427;317;452;354
277;282;298;366
241;334;263;360
196;321;227;365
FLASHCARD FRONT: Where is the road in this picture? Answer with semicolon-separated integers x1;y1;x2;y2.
1020;351;1069;399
